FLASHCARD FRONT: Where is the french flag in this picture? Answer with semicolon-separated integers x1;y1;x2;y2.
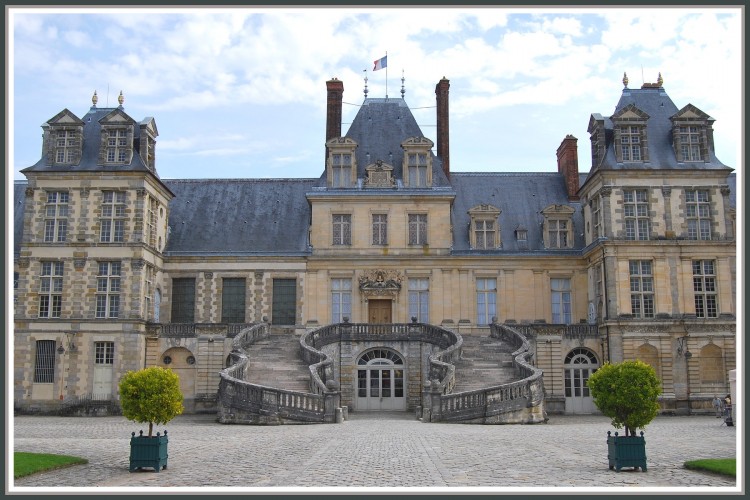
373;55;387;71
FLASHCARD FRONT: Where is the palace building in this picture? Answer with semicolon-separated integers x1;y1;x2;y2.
12;74;736;421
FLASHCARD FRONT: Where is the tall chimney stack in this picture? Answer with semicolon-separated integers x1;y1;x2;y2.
325;78;344;161
435;77;450;179
556;134;580;201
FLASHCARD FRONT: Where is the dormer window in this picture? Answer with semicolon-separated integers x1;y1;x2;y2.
611;104;650;163
468;204;501;249
408;153;429;187
541;204;575;249
55;130;78;163
679;126;702;161
401;137;434;188
515;226;528;242
332;154;352;186
620;126;642;161
43;109;84;166
98;109;136;166
326;137;357;188
671;104;713;163
107;128;129;163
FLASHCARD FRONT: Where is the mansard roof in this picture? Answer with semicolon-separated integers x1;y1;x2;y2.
450;172;585;253
162;178;316;256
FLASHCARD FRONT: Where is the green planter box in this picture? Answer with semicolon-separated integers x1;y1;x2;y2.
129;430;168;472
607;431;646;472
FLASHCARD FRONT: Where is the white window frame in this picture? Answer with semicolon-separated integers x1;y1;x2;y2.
629;261;654;318
408;278;429;322
96;261;121;319
44;191;68;242
331;278;352;323
39;261;63;318
623;189;650;240
100;191;126;243
551;278;572;324
693;260;718;318
686;189;712;240
476;278;497;325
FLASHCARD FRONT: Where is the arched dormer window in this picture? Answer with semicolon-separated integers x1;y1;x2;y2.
401;137;433;188
468;204;501;249
326;137;357;188
541;204;575;249
671;104;714;163
611;104;650;163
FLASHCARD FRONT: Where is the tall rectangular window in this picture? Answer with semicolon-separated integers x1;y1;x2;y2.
629;261;654;318
222;278;246;323
686;189;711;240
95;341;115;365
332;214;351;245
96;262;121;318
620;126;642;161
547;220;568;248
591;195;602;239
272;278;296;325
408;214;427;245
33;340;56;383
408;153;428;187
171;278;196;323
44;191;68;242
55;130;76;164
372;214;388;245
476;278;497;325
146;197;157;247
39;261;63;318
100;191;126;243
332;153;352;187
107;128;128;163
473;220;496;249
144;265;154;322
408;278;429;322
693;260;718;318
623;189;650;240
551;278;572;324
680;126;702;161
331;278;352;323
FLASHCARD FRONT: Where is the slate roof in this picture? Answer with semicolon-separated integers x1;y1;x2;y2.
450;173;585;253
590;86;731;174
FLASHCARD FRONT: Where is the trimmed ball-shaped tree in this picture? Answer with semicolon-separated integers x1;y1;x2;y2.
119;366;184;437
587;360;661;437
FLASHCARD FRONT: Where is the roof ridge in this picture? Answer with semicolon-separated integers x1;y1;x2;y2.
162;178;318;183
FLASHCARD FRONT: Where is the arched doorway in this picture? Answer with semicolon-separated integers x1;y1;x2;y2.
564;347;599;414
355;348;406;411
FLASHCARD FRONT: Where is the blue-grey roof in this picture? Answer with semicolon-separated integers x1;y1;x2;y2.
592;86;731;172
162;178;316;255
450;173;585;253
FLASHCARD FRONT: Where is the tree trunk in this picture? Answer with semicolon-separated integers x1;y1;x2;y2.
148;422;153;437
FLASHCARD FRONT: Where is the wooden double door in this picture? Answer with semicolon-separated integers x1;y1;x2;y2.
368;299;392;324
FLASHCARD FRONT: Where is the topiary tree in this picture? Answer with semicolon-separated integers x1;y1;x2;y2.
118;366;184;437
587;360;661;436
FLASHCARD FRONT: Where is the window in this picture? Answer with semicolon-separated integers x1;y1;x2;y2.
629;261;654;318
680;126;702;161
95;341;114;365
408;278;429;322
473;220;496;249
620;126;642;161
408;214;427;245
686;189;711;240
39;261;63;318
591;195;602;239
146;197;158;247
271;278;296;325
171;278;196;323
372;214;388;245
623;189;650;240
33;340;56;383
144;265;154;322
693;260;718;318
44;191;68;242
96;262;121;318
331;278;352;323
332;214;351;246
106;128;129;163
547;220;568;248
476;278;497;325
407;153;429;187
54;129;77;164
332;153;352;188
551;278;572;324
222;278;246;323
100;191;126;243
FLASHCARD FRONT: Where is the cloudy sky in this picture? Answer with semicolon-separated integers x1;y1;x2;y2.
8;6;743;182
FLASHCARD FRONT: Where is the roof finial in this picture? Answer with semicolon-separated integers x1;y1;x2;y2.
92;90;98;107
363;69;368;99
657;72;663;87
118;90;124;106
623;72;629;88
401;69;405;99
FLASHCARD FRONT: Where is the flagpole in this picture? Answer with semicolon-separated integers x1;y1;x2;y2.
385;51;388;98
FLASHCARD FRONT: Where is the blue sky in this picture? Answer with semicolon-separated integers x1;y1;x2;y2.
9;7;743;182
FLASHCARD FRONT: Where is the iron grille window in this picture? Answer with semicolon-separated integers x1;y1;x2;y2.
476;278;497;325
408;214;427;245
96;262;121;318
623;189;650;240
693;260;718;318
372;214;388;245
331;278;352;323
332;214;351;245
620;126;642;161
44;191;68;242
39;261;63;318
629;261;655;318
272;278;296;325
686;189;711;240
33;340;56;383
100;191;126;242
680;126;702;161
408;153;428;187
551;278;572;324
171;278;196;323
221;278;246;323
106;128;129;163
408;278;429;322
332;154;352;187
547;220;568;248
95;341;114;365
473;220;496;249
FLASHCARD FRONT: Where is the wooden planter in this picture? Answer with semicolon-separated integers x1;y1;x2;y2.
607;431;647;472
129;430;168;472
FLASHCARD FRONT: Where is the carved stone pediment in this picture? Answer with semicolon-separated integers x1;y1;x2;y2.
364;160;395;188
359;269;403;298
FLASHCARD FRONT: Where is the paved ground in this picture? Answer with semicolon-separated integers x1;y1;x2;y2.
10;412;740;494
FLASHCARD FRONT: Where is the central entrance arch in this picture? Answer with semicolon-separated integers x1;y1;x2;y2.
355;348;406;411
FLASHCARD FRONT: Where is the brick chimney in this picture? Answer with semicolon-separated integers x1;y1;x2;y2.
556;134;580;201
435;77;450;179
325;78;344;161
